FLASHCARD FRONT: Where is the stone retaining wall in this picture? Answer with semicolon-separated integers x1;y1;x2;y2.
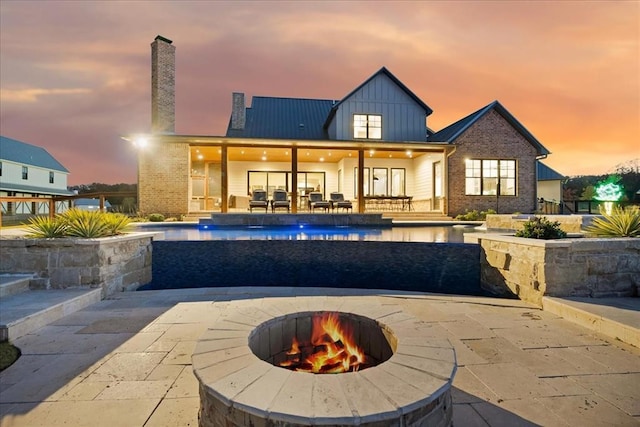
0;233;155;297
478;234;640;305
485;214;593;233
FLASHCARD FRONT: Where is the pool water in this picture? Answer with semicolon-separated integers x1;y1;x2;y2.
136;225;477;243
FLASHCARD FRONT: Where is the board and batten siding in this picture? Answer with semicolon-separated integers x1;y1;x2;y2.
329;73;428;142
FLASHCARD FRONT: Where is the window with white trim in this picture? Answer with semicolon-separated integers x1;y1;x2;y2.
465;159;516;196
22;166;28;180
353;114;382;139
49;171;55;184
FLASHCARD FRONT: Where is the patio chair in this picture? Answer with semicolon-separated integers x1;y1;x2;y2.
329;192;353;212
249;189;269;212
308;192;330;213
271;189;290;213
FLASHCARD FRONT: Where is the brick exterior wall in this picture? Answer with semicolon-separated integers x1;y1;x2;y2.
138;141;189;216
151;36;175;133
142;36;185;216
447;110;539;217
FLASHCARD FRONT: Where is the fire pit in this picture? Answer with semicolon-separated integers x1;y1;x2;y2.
192;297;457;426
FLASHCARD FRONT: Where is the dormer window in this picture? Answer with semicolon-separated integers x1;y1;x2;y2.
353;114;382;139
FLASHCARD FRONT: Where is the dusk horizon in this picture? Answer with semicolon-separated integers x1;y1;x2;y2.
1;1;638;185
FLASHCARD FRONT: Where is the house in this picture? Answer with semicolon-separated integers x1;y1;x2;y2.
73;198;112;211
129;36;551;217
536;162;565;205
0;135;74;215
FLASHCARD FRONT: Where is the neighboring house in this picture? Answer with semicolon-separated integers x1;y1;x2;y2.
536;162;565;205
130;36;552;217
0;135;74;215
73;198;112;211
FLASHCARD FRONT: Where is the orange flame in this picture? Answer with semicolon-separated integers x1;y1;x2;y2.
279;312;365;374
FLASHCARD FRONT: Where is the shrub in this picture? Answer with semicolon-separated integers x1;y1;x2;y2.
515;216;567;240
99;212;132;235
61;209;110;238
147;213;165;222
24;209;132;239
25;215;67;238
455;209;496;221
584;205;640;237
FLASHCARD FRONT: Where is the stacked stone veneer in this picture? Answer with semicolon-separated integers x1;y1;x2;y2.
478;234;640;305
485;214;591;233
0;234;154;298
447;110;539;217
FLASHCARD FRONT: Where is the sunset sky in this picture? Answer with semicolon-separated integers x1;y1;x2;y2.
1;1;638;185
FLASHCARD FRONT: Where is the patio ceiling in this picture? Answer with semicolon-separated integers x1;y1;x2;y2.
191;146;435;163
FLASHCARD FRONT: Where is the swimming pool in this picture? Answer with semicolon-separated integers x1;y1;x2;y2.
135;224;477;243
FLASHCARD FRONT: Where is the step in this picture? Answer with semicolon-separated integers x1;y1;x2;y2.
542;296;640;348
0;288;102;341
0;274;34;299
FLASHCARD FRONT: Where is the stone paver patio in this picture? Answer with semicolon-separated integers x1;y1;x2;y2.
0;287;638;426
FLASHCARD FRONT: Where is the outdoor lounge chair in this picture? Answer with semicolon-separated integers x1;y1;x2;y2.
249;189;269;212
271;189;290;213
308;192;330;212
329;192;353;212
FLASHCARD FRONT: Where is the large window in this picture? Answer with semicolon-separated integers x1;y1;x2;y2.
353;114;382;139
465;159;516;196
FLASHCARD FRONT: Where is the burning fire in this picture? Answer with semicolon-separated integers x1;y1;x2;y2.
279;312;365;374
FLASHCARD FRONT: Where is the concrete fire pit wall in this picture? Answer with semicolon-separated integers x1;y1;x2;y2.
0;233;155;297
478;234;640;305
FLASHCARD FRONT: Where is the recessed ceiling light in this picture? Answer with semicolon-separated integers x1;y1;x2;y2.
261;156;267;161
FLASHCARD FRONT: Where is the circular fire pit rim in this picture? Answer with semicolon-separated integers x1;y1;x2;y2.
192;297;457;426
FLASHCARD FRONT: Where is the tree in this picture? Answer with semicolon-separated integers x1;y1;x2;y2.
67;183;137;211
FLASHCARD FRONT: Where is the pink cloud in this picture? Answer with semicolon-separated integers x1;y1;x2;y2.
1;1;638;184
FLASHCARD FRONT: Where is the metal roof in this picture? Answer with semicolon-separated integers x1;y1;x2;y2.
0;181;74;196
429;101;551;156
0;135;70;172
537;162;565;181
226;97;335;140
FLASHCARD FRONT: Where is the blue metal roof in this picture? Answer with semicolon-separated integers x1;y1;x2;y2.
0;135;70;172
429;101;551;156
537;162;565;181
226;97;335;140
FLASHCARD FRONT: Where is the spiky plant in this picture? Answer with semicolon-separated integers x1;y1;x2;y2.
515;216;567;240
101;212;133;235
61;209;110;238
584;205;640;237
24;215;67;238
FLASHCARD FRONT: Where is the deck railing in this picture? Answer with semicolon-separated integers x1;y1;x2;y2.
0;192;137;227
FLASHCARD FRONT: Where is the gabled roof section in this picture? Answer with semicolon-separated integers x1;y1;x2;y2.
537;162;565;181
226;97;336;140
429;101;550;156
323;67;433;129
0;135;70;172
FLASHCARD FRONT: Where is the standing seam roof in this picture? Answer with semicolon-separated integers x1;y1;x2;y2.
0;136;70;172
226;97;335;140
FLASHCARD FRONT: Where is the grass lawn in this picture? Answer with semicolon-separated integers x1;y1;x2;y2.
0;341;21;371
